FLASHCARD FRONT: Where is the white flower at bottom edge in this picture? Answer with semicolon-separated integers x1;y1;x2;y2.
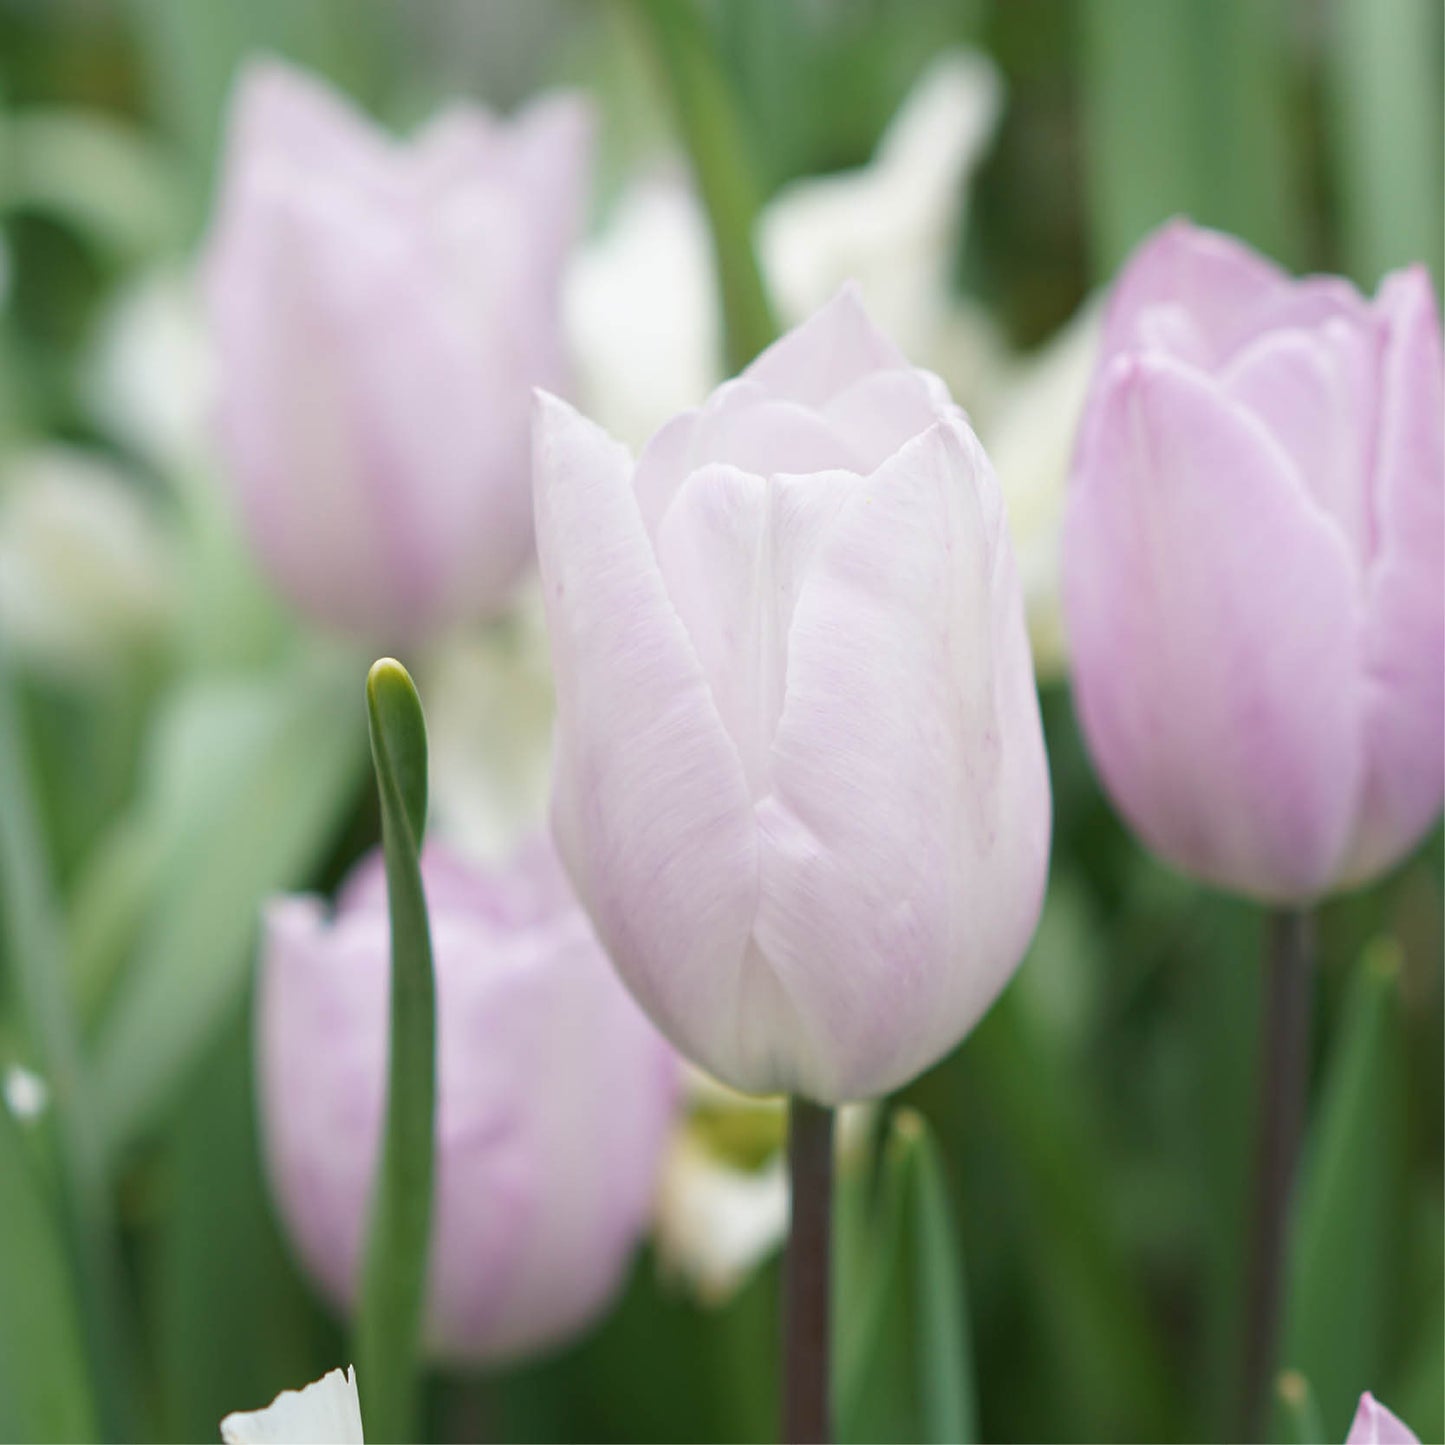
220;1366;363;1444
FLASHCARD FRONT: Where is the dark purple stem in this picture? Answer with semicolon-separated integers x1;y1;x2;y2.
783;1097;834;1444
1240;907;1315;1440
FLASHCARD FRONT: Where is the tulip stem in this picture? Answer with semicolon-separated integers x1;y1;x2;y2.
1240;907;1314;1441
783;1097;834;1444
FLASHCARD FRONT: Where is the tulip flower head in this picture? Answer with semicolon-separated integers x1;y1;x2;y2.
1346;1393;1419;1445
258;839;678;1363
1065;220;1444;902
206;61;591;641
533;286;1051;1104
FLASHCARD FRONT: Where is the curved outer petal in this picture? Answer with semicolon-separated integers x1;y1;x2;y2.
258;848;678;1364
1101;219;1294;368
1065;354;1365;900
532;392;763;1087
1101;219;1368;376
208;160;535;638
753;419;1051;1100
1342;266;1445;882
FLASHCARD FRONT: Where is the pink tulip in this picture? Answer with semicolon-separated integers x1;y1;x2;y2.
205;61;591;640
532;287;1051;1104
1346;1393;1419;1445
1065;220;1443;901
258;838;678;1363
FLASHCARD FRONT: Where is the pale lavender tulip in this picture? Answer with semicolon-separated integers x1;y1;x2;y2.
205;61;590;640
258;838;678;1363
1346;1393;1419;1445
1065;220;1443;901
532;287;1051;1103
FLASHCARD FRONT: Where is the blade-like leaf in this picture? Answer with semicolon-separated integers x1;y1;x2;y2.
0;654;134;1438
1277;939;1404;1439
355;658;437;1445
0;1105;97;1443
836;1109;976;1444
88;650;367;1151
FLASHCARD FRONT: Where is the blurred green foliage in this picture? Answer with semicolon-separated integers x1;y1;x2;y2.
0;2;1440;1442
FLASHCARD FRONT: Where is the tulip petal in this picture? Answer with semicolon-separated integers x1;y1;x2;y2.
1346;1392;1420;1445
220;1365;364;1445
532;393;761;1084
1065;354;1363;900
224;62;391;199
1221;319;1380;569
744;283;911;408
753;419;1049;1100
654;464;859;795
1343;266;1445;882
1103;220;1371;375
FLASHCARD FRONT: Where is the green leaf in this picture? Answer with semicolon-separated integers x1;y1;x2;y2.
1081;0;1305;276
0;1106;97;1443
0;109;188;262
0;652;136;1438
355;658;437;1445
836;1109;976;1444
626;0;780;369
88;649;367;1152
1326;0;1444;287
1277;939;1405;1439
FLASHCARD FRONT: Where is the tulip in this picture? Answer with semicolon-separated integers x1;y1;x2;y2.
1346;1393;1419;1445
257;838;678;1363
205;61;591;640
221;1367;364;1445
533;286;1052;1104
1064;220;1443;901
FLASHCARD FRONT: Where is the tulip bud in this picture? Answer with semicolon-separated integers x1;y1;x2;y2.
1064;220;1444;902
205;61;591;641
533;287;1051;1104
257;838;678;1363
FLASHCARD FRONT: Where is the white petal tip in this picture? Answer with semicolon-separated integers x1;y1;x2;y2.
219;1365;363;1444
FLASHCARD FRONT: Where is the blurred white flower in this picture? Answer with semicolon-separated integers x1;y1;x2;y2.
3;1064;49;1122
567;49;1005;452
654;1068;874;1302
0;446;177;677
656;1134;789;1305
85;265;213;480
564;174;719;453
760;49;1003;353
220;1366;363;1445
417;588;557;863
984;300;1102;680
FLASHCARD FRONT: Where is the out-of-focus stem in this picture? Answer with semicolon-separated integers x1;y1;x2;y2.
0;659;135;1439
783;1098;834;1444
1240;908;1314;1440
626;0;781;370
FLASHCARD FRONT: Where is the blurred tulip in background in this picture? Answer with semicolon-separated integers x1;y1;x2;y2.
257;839;678;1363
205;61;591;641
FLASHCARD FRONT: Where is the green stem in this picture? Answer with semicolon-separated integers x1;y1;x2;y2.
627;0;781;369
0;657;136;1441
356;660;438;1443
